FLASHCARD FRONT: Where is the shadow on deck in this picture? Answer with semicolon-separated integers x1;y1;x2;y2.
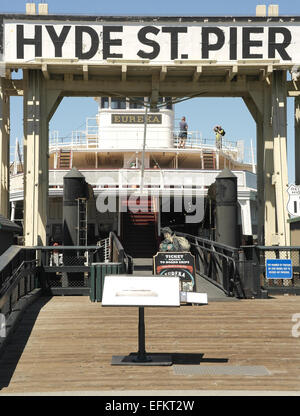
0;296;52;390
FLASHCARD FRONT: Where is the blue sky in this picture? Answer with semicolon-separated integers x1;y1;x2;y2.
2;0;300;181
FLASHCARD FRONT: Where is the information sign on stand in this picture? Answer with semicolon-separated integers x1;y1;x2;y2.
102;275;180;366
153;252;196;292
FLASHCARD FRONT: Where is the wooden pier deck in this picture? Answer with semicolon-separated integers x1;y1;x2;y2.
0;295;300;395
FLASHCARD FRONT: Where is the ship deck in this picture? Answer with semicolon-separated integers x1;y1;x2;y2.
0;294;300;395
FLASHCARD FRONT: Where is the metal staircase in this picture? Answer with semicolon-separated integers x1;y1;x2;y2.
202;152;216;169
121;197;158;258
59;150;72;169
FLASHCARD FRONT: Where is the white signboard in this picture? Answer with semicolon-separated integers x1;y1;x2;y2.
102;275;180;307
180;291;208;304
287;184;300;218
2;20;300;64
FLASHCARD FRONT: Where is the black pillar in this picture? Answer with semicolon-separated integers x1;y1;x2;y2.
63;167;88;246
215;168;238;248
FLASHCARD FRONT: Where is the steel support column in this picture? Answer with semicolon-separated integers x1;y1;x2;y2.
262;82;277;246
244;72;289;246
0;77;10;218
23;70;62;246
295;96;300;185
243;90;264;244
256;120;265;244
271;71;290;246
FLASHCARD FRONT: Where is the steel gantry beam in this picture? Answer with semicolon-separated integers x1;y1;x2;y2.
243;71;290;246
0;77;10;218
23;69;62;245
1;61;296;247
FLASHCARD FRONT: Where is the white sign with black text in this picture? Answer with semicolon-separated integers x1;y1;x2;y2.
287;184;300;218
3;20;300;64
102;275;180;307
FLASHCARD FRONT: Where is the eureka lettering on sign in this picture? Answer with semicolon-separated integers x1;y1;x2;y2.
111;114;162;124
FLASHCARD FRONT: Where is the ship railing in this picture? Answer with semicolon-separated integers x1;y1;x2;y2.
49;130;238;152
173;131;238;151
9;169;256;195
46;169;255;191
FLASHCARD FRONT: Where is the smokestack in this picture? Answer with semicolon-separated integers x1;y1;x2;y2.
256;5;267;17
268;5;279;17
38;3;49;15
25;3;36;15
63;168;89;247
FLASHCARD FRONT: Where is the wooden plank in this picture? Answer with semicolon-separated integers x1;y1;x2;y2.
0;296;300;393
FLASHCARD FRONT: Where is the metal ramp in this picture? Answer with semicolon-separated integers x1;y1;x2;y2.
132;257;237;301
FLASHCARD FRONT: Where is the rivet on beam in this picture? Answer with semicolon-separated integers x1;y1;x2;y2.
42;63;50;80
259;65;273;84
160;66;167;82
226;65;238;82
193;66;202;82
121;64;127;82
83;65;89;81
151;72;160;108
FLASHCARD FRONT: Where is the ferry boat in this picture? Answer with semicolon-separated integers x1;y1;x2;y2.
10;96;257;257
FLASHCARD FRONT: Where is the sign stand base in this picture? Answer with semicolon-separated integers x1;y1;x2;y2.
111;306;173;366
111;353;172;366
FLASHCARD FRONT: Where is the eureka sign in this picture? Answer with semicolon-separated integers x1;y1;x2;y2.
2;19;300;64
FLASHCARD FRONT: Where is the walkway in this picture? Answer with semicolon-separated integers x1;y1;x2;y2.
0;294;300;394
133;257;233;301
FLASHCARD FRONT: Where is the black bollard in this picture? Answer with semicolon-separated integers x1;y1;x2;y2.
63;167;88;247
215;168;238;248
62;167;89;274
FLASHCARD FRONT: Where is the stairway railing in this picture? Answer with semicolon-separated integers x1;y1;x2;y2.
0;246;38;320
110;232;133;274
176;232;247;298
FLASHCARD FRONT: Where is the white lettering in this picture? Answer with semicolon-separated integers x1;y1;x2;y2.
292;313;300;338
0;314;6;338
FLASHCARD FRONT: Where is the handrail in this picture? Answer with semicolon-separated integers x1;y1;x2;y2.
0;259;37;310
176;232;239;255
109;232;133;274
175;232;245;298
0;246;36;289
0;246;38;317
34;245;104;268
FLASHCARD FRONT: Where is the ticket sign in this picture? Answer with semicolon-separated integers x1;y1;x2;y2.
266;259;293;279
153;252;196;292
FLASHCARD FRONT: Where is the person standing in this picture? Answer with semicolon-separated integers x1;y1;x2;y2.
179;116;188;148
214;125;225;149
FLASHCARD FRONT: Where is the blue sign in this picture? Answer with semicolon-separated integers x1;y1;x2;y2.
266;259;293;279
